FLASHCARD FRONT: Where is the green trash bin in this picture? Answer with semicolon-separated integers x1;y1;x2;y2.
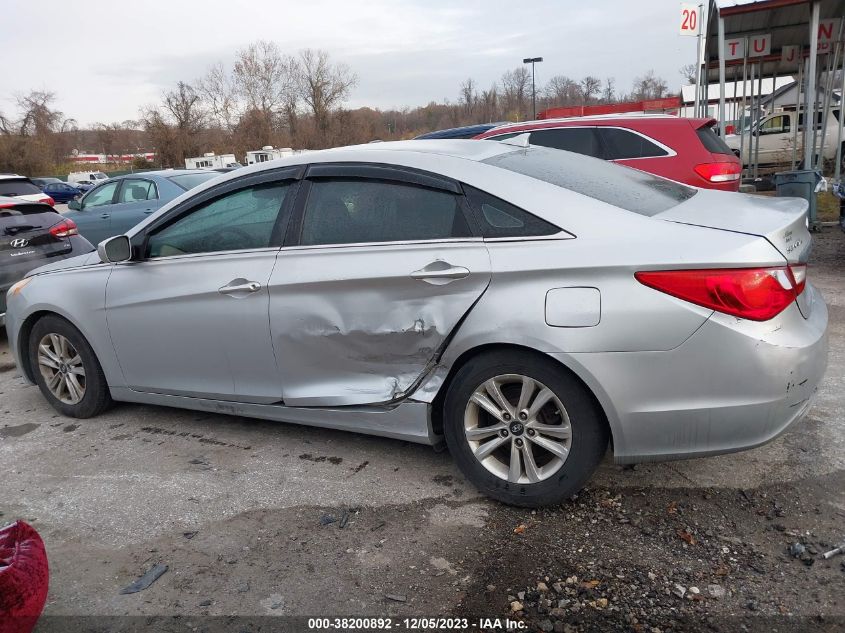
773;169;822;229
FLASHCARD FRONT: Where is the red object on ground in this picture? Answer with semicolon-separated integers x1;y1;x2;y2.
0;521;49;633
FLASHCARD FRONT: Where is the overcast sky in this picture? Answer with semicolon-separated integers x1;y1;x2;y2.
4;0;699;127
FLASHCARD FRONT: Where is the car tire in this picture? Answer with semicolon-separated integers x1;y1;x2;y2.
28;315;113;418
443;350;608;507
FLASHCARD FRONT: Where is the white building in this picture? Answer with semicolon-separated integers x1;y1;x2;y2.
245;146;303;165
184;153;241;170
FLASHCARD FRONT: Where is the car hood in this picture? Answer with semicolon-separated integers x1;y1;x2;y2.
28;250;103;276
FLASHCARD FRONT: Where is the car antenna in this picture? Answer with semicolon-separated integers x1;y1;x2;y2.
499;132;531;151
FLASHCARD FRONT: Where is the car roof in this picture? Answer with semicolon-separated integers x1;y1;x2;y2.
0;174;31;181
109;169;211;180
414;122;508;139
483;115;714;135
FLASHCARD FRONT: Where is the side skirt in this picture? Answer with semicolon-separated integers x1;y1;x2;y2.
110;386;438;445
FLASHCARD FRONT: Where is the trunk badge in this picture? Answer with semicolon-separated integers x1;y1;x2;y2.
10;238;29;248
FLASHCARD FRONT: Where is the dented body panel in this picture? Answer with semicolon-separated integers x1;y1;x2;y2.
269;241;491;406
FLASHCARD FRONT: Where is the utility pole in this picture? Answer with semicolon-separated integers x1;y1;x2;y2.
523;57;543;119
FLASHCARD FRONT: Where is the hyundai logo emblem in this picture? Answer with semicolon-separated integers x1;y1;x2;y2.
10;238;29;248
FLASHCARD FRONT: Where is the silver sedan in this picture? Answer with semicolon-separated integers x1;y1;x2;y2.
4;140;828;506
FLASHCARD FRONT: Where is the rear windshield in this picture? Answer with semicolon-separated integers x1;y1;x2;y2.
0;179;42;196
696;125;733;155
483;146;697;217
1;204;57;230
167;172;220;190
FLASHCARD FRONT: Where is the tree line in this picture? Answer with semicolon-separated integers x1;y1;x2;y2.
0;40;672;176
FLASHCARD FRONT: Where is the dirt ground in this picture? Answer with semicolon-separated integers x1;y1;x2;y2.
1;229;843;633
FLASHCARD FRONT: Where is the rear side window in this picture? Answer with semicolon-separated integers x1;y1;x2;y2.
529;128;604;158
0;179;42;196
463;185;561;238
696;124;733;155
300;179;471;246
483;146;697;217
599;128;669;159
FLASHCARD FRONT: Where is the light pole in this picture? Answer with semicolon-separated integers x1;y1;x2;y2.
523;56;543;119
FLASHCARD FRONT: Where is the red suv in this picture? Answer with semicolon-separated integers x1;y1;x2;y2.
474;115;742;192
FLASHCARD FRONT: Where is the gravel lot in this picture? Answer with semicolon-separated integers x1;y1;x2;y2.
1;228;843;633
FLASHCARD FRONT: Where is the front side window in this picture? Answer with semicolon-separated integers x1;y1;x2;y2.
118;179;157;203
760;116;789;135
528;128;604;158
300;179;471;246
147;182;292;257
82;181;119;208
599;128;669;159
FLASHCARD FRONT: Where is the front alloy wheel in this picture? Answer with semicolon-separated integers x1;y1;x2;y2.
36;333;86;404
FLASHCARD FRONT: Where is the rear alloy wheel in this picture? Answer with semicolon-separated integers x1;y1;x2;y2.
444;351;608;507
28;315;113;418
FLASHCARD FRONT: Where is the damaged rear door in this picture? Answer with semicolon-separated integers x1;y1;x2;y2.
269;164;490;406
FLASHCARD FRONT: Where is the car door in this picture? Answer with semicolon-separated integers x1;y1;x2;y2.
72;180;120;244
108;178;160;235
269;164;492;406
104;169;300;402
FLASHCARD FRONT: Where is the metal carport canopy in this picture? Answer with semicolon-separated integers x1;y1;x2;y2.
703;0;845;81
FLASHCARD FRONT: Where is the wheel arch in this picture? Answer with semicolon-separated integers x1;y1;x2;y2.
17;309;100;384
429;342;620;454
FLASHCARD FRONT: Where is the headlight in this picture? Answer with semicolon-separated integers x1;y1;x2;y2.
9;277;33;296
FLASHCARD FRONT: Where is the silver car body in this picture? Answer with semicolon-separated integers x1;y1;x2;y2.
4;140;828;462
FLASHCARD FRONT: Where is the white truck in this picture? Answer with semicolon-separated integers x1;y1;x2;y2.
67;170;109;185
725;108;843;169
184;153;241;170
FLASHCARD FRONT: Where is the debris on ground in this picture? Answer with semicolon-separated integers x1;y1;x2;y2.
822;542;845;559
385;593;407;603
119;563;168;594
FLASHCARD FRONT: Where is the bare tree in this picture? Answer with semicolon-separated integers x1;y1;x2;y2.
543;75;580;107
141;81;207;166
679;63;697;85
601;78;616;104
198;62;238;131
297;48;357;138
459;77;477;116
631;70;669;100
480;84;499;122
579;76;602;105
500;67;531;121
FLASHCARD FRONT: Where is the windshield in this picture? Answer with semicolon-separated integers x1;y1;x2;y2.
167;172;220;190
0;179;43;196
482;146;697;217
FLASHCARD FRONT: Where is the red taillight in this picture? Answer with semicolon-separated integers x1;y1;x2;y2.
49;218;79;238
43;196;56;207
693;162;741;183
635;265;806;321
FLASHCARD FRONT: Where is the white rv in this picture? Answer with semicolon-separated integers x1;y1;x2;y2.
184;153;241;170
244;146;296;165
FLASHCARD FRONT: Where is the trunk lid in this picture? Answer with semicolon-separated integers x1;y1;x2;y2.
655;189;814;317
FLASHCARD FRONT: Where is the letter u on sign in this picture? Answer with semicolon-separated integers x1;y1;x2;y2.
749;34;771;57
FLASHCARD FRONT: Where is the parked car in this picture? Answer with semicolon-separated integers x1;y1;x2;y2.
42;182;83;203
74;180;96;192
4;140;826;507
30;177;63;190
1;197;92;326
0;175;57;206
475;115;742;191
724;108;843;169
415;122;507;139
68;171;108;186
64;170;221;245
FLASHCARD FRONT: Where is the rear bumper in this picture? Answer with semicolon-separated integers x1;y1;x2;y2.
559;289;828;463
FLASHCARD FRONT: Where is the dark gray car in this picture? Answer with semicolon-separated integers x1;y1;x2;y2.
0;197;92;326
65;170;221;245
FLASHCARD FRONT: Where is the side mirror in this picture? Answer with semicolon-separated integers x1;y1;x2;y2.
67;199;81;210
97;235;132;263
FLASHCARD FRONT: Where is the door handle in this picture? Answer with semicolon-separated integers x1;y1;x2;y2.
144;209;154;214
100;213;110;219
218;279;261;296
410;261;470;285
